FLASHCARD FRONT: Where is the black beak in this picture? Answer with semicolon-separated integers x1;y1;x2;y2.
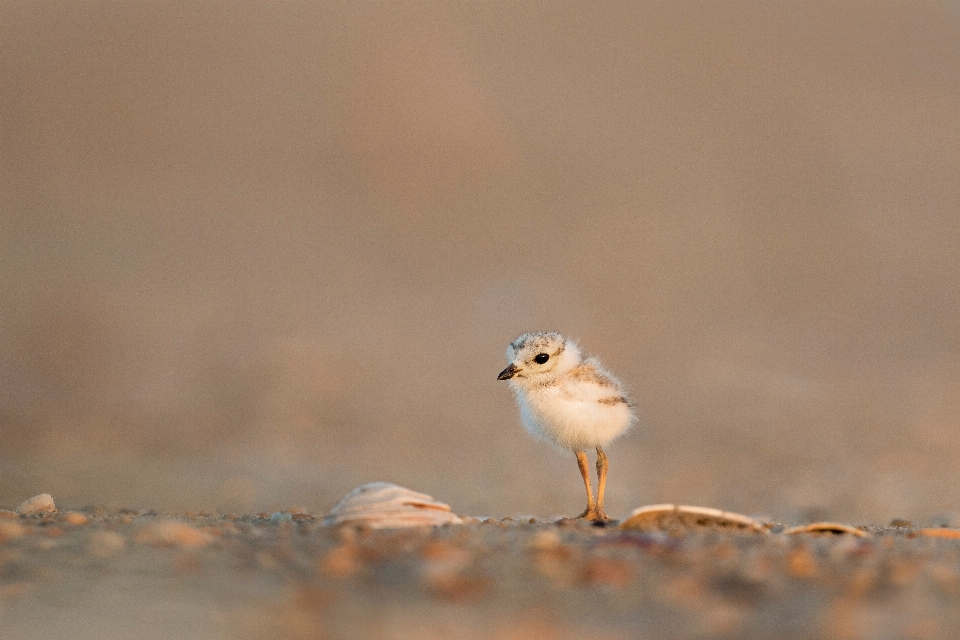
497;363;520;380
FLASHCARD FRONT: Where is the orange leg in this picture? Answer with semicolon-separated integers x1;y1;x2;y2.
575;450;597;519
595;445;611;521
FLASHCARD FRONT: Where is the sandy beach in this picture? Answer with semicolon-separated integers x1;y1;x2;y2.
4;504;960;639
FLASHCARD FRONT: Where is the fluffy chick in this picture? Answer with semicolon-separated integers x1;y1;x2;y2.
498;332;635;521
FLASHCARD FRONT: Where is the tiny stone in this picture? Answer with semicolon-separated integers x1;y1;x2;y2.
135;520;213;547
88;531;127;557
528;530;563;551
321;546;357;578
33;538;57;551
582;557;634;587
787;545;817;578
890;518;913;528
256;550;279;569
0;520;26;542
62;511;90;525
270;511;293;524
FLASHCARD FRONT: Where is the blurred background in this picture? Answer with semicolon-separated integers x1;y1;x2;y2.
2;1;959;524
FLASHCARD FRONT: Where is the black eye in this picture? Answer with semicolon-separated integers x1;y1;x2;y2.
534;353;549;364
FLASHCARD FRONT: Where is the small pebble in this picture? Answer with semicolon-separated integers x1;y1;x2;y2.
62;511;90;525
135;520;213;547
321;545;359;578
0;520;26;542
528;530;563;551
270;511;293;524
256;550;280;569
88;531;127;557
582;557;634;588
32;538;58;551
787;545;817;578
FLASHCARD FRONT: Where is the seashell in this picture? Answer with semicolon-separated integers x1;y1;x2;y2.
16;493;57;516
322;482;464;529
783;522;870;537
619;504;769;534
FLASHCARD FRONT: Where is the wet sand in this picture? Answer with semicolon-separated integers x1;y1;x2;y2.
3;508;960;639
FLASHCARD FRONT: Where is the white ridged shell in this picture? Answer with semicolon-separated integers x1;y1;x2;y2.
620;504;769;534
323;482;464;529
16;493;57;516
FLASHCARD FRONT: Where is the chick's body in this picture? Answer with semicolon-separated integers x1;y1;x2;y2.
515;358;633;451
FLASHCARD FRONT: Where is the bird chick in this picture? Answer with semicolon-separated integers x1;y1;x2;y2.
497;332;635;522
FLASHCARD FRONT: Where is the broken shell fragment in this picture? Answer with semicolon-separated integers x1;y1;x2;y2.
619;504;769;534
323;482;464;529
16;493;57;516
784;522;870;537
